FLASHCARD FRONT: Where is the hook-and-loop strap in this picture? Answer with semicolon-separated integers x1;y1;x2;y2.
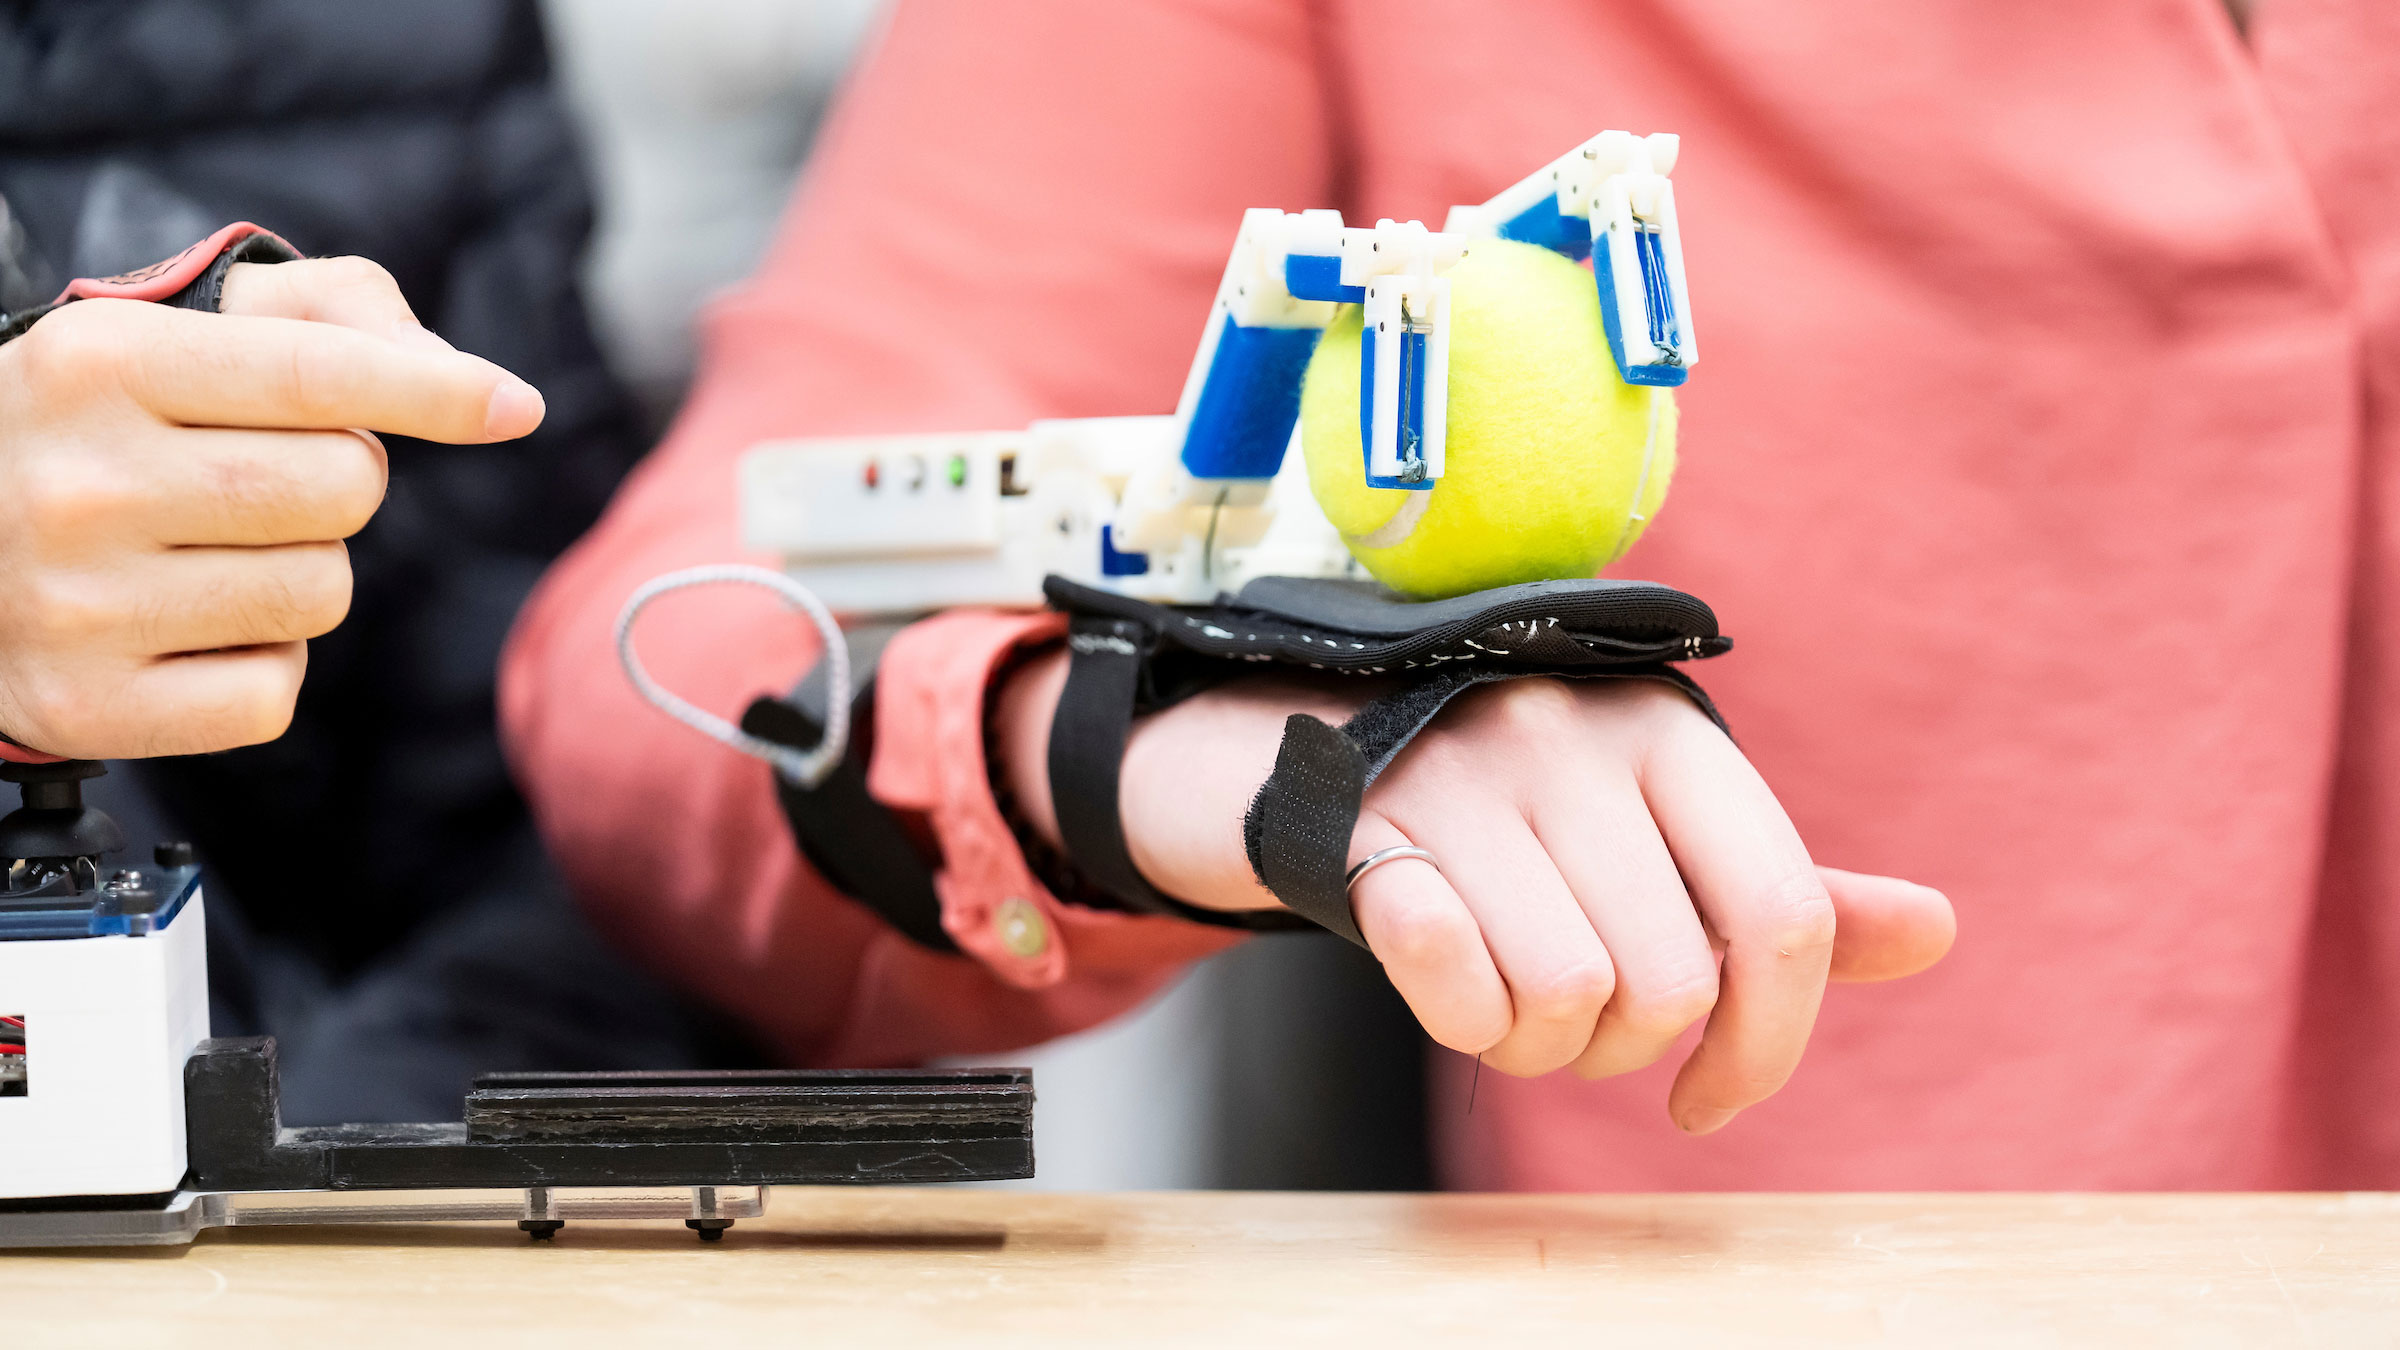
1047;617;1172;915
1040;574;1733;945
1243;714;1370;945
1045;616;1316;933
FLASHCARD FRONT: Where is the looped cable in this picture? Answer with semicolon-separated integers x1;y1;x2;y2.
615;564;850;788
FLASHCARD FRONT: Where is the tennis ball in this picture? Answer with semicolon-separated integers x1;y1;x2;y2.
1298;238;1677;599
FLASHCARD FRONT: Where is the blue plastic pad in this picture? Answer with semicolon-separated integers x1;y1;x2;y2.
1498;195;1595;262
1284;253;1366;303
1180;316;1323;480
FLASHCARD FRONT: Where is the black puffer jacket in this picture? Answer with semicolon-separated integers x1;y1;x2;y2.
0;0;641;973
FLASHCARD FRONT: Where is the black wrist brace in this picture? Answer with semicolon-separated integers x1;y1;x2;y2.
744;573;1730;954
1042;574;1731;946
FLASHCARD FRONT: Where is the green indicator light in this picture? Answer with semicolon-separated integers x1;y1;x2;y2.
947;454;969;488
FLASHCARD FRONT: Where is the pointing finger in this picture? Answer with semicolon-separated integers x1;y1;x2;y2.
122;304;544;443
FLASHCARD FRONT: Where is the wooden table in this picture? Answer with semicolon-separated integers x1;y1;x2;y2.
9;1190;2397;1347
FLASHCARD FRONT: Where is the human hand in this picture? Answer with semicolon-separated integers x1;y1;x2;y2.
0;258;547;758
996;654;1955;1134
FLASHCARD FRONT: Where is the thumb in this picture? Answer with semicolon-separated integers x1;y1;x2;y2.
1820;865;1955;983
217;257;545;441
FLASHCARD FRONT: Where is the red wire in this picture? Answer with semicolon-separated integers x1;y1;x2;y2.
0;1016;22;1029
0;1044;25;1055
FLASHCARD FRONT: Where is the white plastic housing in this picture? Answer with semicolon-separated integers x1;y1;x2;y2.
1360;270;1450;483
0;895;210;1200
1444;129;1681;237
1594;172;1696;372
742;422;1356;612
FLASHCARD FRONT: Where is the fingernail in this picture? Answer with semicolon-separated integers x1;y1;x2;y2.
391;320;456;354
1678;1107;1737;1135
484;378;546;440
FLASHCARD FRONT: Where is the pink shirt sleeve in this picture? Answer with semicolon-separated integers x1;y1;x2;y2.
498;0;1337;1066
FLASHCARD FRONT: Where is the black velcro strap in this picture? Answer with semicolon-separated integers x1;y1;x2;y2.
162;229;302;313
1045;617;1314;933
741;690;958;954
1239;665;1727;948
1;227;302;347
1047;617;1175;915
1242;715;1369;945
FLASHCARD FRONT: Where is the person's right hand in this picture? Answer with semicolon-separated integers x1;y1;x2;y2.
0;258;547;759
995;653;1956;1135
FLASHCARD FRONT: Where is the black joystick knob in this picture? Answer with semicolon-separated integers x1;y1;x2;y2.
0;759;128;865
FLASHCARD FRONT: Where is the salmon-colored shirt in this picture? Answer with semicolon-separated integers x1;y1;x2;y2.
501;0;2400;1189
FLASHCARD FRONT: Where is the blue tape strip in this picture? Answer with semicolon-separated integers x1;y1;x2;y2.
1181;315;1322;479
1498;195;1593;262
1285;253;1366;303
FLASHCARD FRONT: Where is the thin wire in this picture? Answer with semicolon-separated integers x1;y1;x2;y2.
614;564;852;789
1467;1053;1483;1114
1605;384;1666;564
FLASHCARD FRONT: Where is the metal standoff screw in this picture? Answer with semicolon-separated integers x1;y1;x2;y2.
519;1186;564;1241
687;1185;734;1242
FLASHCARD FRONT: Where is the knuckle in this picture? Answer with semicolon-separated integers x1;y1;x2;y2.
318;255;396;292
14;456;127;542
287;549;356;636
18;302;123;383
325;436;390;535
15;574;111;644
1516;957;1616;1024
1485;1039;1575;1079
1591;677;1697;732
1371;900;1475;969
194;656;302;750
1617;969;1721;1039
1487;677;1581;740
1748;873;1838;955
15;672;102;746
1422;1008;1510;1059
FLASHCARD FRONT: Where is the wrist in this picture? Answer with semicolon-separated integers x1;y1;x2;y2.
991;647;1070;853
991;647;1361;915
1119;675;1365;913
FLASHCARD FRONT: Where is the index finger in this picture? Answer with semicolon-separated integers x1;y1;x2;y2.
1637;709;1837;1134
126;305;545;444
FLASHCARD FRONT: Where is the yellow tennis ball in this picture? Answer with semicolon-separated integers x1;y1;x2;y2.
1299;238;1677;600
